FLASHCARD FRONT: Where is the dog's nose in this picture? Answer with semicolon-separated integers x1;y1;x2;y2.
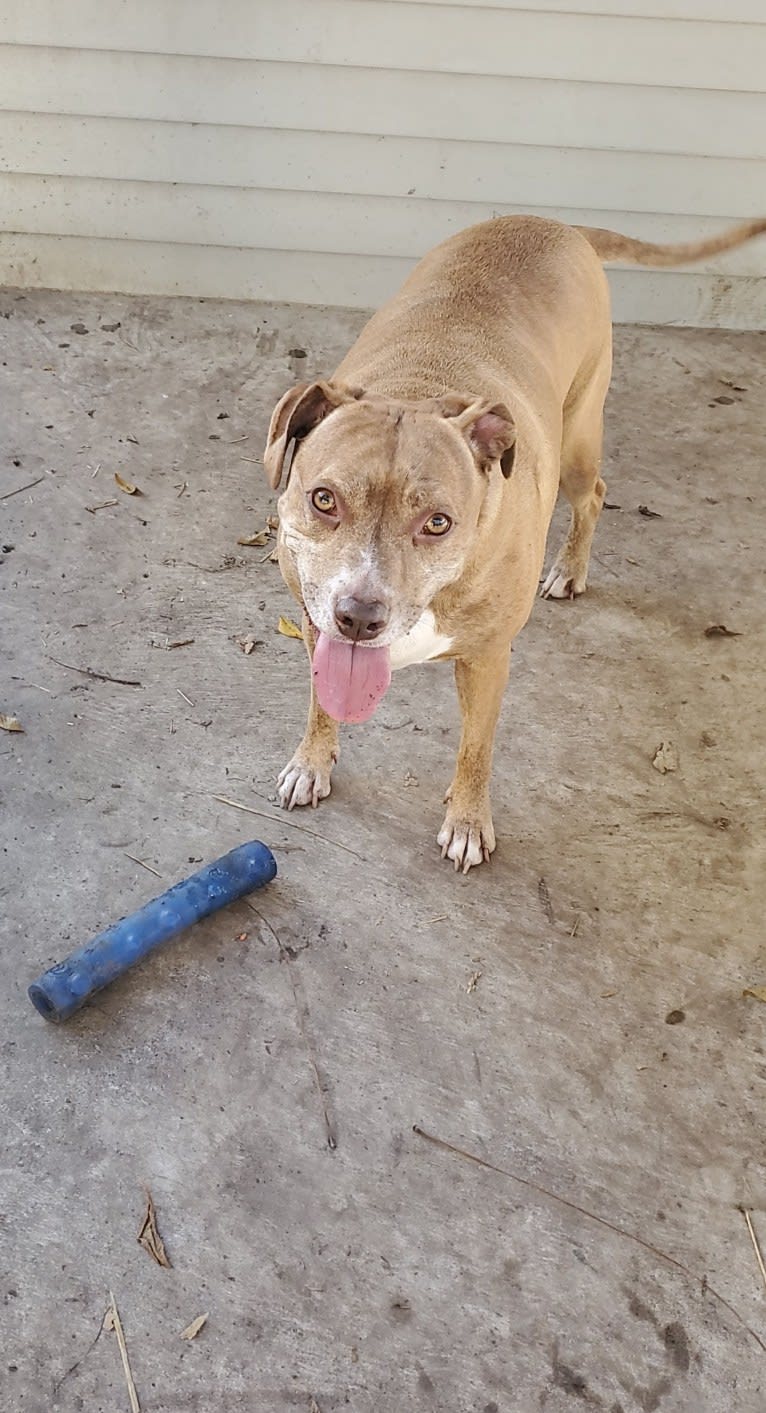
334;596;389;642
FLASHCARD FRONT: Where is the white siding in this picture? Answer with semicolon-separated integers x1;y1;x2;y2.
0;1;764;327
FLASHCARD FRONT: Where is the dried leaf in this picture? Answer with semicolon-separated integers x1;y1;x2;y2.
137;1191;172;1268
652;741;678;775
277;616;303;641
180;1313;209;1341
704;624;742;638
0;714;23;732
237;530;270;547
466;970;482;994
115;472;142;496
638;504;663;519
267;515;279;531
743;987;766;1004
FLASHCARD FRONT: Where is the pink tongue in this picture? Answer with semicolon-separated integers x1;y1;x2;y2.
312;631;392;723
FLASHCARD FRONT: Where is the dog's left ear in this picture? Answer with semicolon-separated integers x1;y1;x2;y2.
439;396;516;478
263;380;363;489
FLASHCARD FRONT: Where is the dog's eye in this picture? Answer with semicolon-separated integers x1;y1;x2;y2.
310;488;337;515
422;512;452;537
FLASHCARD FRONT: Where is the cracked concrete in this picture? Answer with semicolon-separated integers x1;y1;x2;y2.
1;289;765;1412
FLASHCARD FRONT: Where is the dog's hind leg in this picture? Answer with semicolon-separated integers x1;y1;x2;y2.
541;351;611;600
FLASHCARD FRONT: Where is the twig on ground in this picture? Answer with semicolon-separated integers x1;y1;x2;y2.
247;902;337;1151
740;1207;766;1294
85;499;119;514
1;476;45;500
52;1313;106;1394
591;552;620;578
124;853;162;878
413;1125;766;1356
211;795;367;862
106;1293;140;1413
48;656;142;687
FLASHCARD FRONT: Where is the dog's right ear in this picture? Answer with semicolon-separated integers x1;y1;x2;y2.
263;381;362;489
435;395;517;478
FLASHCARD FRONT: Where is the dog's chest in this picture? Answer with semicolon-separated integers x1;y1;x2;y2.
389;610;453;670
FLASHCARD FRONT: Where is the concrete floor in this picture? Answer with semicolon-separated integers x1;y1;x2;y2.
1;288;765;1413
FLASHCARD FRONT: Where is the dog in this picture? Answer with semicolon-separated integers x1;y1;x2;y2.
263;214;765;871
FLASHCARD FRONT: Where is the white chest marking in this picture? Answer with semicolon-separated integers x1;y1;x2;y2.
389;610;453;671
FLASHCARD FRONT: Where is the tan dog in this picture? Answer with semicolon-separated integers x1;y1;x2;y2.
264;214;765;871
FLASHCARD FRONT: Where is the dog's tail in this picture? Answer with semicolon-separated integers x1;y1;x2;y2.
577;217;766;268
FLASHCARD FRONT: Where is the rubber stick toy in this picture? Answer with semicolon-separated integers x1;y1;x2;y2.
28;840;277;1022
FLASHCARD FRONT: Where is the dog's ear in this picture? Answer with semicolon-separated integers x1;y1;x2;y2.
438;396;516;478
263;381;363;489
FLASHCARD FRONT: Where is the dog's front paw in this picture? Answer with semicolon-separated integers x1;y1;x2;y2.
540;545;591;600
437;805;496;873
540;559;588;600
277;750;336;810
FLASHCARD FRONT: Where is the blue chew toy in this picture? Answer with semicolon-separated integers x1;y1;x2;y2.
28;840;277;1023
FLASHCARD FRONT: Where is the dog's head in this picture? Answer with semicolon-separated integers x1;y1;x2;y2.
263;380;515;722
264;380;515;641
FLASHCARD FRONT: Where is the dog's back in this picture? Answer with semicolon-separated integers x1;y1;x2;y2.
334;216;612;425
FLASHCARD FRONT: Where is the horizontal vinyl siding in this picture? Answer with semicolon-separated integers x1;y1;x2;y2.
387;0;766;17
1;50;764;161
2;175;764;277
0;1;764;327
3;1;765;92
1;113;764;222
3;234;763;328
